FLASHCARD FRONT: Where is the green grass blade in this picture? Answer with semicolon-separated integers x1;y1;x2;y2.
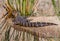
22;0;26;16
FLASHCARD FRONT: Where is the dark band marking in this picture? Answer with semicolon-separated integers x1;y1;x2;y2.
13;16;57;27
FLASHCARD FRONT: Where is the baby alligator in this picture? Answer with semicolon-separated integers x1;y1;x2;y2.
12;16;57;27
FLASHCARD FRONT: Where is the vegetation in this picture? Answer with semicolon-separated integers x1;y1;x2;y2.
7;0;34;16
